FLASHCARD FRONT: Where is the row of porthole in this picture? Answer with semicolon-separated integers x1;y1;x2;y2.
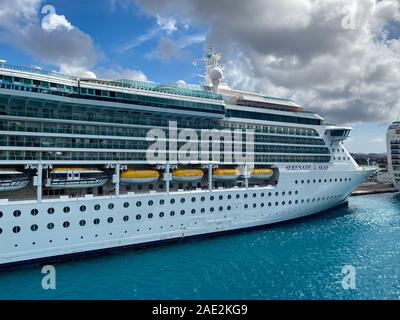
1;193;341;236
12;221;202;248
3;191;302;218
1;205;235;234
243;195;340;208
295;177;351;184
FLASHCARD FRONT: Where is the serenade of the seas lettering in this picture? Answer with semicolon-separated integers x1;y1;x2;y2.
285;164;330;171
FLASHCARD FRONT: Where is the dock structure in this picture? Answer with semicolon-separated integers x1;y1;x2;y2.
352;182;397;196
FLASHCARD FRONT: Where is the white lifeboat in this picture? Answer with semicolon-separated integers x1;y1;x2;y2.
46;168;108;189
120;169;160;185
212;168;240;181
172;169;204;182
250;168;274;180
0;169;29;192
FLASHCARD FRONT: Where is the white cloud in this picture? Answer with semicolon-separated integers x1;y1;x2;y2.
156;15;177;34
0;0;99;75
134;0;400;125
96;65;149;82
42;12;73;32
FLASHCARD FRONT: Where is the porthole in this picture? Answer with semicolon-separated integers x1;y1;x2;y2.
147;213;153;219
123;216;129;222
227;205;232;210
295;200;298;204
107;217;114;223
275;192;278;196
210;196;215;201
201;208;205;213
159;212;164;218
170;199;175;204
63;221;70;228
236;194;240;199
0;211;2;218
94;204;101;211
275;202;278;206
201;196;206;201
80;205;86;212
180;198;185;204
79;220;86;226
219;195;224;200
253;193;257;198
170;211;175;217
63;207;70;213
191;197;196;202
228;195;232;200
219;206;223;211
253;204;257;208
31;209;39;216
94;218;100;225
282;201;285;206
108;203;114;210
268;202;272;207
180;210;185;216
123;202;129;208
31;224;38;232
0;228;2;234
47;223;54;230
244;204;248;209
48;208;55;214
136;214;142;220
148;200;154;206
136;201;142;207
282;192;285;196
191;209;196;214
244;194;248;199
13;226;21;233
210;207;215;212
261;203;265;208
295;180;298;184
295;191;299;195
268;192;272;197
159;199;165;205
13;210;21;217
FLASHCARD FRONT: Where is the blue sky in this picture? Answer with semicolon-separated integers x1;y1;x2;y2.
0;0;398;154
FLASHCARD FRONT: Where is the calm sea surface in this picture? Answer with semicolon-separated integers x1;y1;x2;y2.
1;193;400;300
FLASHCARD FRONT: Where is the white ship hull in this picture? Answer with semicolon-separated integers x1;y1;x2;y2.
0;167;371;266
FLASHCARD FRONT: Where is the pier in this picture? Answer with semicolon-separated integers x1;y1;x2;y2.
352;182;397;196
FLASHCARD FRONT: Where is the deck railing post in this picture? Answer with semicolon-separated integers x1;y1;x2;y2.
115;163;120;197
36;164;42;202
208;163;213;191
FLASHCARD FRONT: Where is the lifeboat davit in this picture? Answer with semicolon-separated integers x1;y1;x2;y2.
120;169;160;184
172;169;204;182
250;168;273;180
46;168;108;189
0;169;29;192
212;168;240;181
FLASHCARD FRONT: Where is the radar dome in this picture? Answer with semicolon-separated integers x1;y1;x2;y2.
209;67;223;81
83;71;97;79
177;80;186;85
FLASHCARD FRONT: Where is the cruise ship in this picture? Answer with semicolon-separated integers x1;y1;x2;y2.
387;122;400;190
0;49;373;266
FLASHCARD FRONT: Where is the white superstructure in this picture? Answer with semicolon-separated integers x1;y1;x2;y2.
0;49;373;266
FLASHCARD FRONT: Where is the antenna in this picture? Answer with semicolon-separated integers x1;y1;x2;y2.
192;46;226;92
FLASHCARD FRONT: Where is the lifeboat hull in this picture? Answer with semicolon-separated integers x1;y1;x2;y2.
172;169;204;183
120;170;160;185
45;178;108;189
0;178;29;192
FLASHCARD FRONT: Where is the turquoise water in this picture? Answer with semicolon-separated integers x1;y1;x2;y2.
1;193;400;300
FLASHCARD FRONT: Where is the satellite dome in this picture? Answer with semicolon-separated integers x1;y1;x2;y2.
176;80;186;85
83;71;97;79
209;67;223;81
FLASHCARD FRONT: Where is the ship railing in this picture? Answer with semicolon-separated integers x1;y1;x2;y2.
0;63;78;81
